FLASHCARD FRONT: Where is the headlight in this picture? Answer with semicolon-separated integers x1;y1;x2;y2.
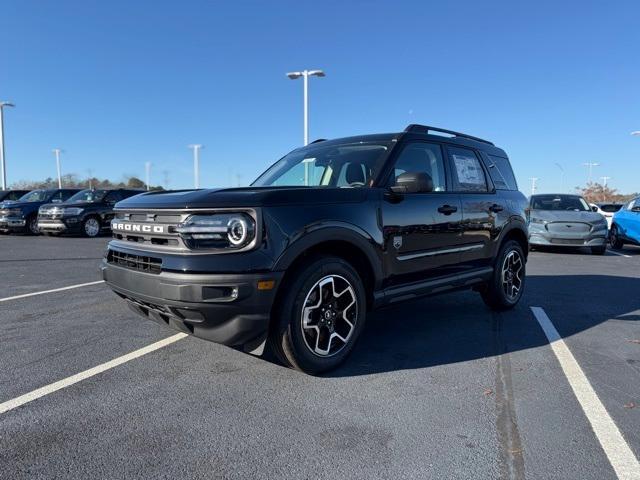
529;217;547;224
62;207;84;216
175;213;257;250
6;208;22;216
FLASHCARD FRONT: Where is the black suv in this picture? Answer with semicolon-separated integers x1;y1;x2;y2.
38;188;143;237
0;188;80;234
102;124;528;374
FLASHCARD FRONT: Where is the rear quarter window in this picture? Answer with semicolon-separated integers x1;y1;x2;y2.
485;155;518;191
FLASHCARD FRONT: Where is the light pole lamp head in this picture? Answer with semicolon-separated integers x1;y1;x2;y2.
286;72;303;80
307;70;325;77
0;101;15;108
631;131;640;136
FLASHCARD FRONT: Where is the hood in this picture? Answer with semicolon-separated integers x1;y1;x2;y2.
115;186;370;210
48;201;101;209
530;209;605;224
0;200;47;209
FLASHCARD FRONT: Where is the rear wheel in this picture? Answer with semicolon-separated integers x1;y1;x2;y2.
82;216;101;237
268;256;366;375
481;240;525;311
609;225;624;250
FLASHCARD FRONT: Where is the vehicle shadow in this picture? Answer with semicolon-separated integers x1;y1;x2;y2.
325;274;640;378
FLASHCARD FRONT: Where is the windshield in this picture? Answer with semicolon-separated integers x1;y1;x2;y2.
531;195;590;212
67;189;107;203
18;190;52;203
598;204;622;213
252;142;390;187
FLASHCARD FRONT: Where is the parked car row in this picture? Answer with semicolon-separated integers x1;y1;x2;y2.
526;194;639;254
0;188;143;237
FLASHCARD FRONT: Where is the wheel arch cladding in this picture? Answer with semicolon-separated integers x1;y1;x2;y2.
501;227;528;259
272;231;381;317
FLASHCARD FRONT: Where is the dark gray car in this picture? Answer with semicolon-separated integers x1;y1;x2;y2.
527;194;608;254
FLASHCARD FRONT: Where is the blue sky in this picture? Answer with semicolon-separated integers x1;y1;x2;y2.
1;0;639;194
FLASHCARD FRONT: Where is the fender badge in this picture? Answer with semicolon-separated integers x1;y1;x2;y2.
393;236;403;250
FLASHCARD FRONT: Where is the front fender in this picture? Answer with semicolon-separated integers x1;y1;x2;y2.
273;222;384;289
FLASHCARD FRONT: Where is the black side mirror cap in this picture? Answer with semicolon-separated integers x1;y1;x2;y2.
390;172;434;194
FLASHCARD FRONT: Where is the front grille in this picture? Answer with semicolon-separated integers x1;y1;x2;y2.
111;210;190;251
107;250;162;274
546;222;591;234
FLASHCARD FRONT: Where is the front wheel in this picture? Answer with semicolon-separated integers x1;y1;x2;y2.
82;217;101;237
269;256;366;374
609;225;624;250
481;240;526;311
26;215;39;235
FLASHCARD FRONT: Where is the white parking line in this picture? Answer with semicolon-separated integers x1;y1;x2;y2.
0;280;105;303
530;307;640;480
608;250;633;258
0;333;187;415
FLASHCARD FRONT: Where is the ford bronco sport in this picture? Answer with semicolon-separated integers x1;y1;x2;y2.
102;124;528;374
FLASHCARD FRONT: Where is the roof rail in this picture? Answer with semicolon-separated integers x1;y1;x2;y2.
404;124;494;146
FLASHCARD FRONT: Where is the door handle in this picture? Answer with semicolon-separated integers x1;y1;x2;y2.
437;205;458;215
489;204;504;213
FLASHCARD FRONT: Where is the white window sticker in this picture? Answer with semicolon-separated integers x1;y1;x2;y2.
453;154;484;185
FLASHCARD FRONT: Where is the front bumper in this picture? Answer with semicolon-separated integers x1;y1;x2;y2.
528;227;607;247
0;216;26;231
101;260;284;347
37;218;82;234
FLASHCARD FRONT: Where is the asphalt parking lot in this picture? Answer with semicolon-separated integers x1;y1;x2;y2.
0;235;638;479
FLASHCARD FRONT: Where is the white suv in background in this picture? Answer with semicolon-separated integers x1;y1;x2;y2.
590;203;623;229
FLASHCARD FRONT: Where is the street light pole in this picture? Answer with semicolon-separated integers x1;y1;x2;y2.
582;162;599;184
188;144;203;189
0;101;15;190
145;162;151;191
52;148;63;188
600;176;611;202
529;177;539;196
286;69;325;146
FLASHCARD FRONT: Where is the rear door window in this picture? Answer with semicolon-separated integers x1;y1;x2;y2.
61;190;76;201
447;147;488;192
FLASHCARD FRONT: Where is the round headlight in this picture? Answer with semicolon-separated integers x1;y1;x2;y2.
227;216;249;246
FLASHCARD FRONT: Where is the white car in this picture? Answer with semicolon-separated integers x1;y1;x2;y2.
590;203;623;229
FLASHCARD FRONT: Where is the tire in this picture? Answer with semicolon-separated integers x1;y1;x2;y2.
81;216;101;238
481;240;526;311
609;225;624;250
591;246;606;255
268;256;367;375
26;215;39;235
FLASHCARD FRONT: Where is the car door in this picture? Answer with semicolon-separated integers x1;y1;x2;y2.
380;141;464;286
618;198;640;242
445;145;497;271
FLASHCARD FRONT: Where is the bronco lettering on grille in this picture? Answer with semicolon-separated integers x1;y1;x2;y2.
112;222;165;234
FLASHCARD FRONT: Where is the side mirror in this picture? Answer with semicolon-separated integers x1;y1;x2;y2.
591;206;598;212
390;172;433;194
